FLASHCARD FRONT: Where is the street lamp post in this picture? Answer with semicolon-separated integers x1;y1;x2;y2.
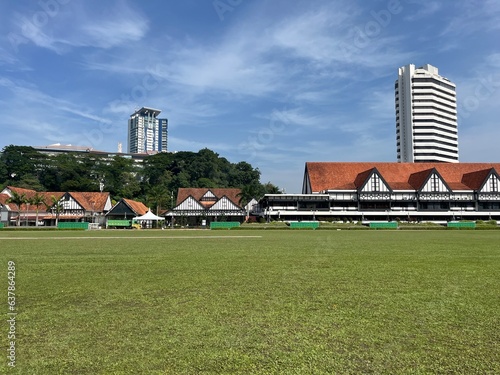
26;202;30;227
170;192;174;229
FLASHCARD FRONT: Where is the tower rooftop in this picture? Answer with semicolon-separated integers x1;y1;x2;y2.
130;107;162;117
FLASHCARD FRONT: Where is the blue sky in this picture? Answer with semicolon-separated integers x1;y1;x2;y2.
1;0;499;193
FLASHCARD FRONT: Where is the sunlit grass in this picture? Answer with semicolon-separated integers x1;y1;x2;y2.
1;230;499;374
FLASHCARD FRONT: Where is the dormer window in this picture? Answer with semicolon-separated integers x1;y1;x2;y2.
200;191;217;202
200;196;216;202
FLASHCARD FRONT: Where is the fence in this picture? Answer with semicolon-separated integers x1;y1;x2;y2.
289;221;320;229
210;222;241;229
369;222;398;229
447;222;476;229
57;222;89;230
107;220;132;228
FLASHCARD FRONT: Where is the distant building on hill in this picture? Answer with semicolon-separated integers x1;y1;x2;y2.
33;144;151;163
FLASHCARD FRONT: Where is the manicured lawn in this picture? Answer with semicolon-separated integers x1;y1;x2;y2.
1;230;499;374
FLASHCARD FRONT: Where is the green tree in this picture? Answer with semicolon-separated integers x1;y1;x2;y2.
237;182;262;206
45;195;64;227
146;185;170;215
262;182;281;194
29;192;46;227
0;145;49;189
6;191;27;226
230;161;261;187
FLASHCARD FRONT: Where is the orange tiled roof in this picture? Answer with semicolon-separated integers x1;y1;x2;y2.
353;168;374;189
122;199;149;216
69;192;109;212
3;187;65;211
176;188;242;208
305;162;500;192
0;194;10;206
461;168;495;190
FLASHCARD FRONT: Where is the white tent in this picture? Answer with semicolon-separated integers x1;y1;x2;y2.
133;210;165;225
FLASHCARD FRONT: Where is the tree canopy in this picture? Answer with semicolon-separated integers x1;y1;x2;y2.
0;145;280;207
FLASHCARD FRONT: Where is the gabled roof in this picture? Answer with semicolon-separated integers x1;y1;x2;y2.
208;196;243;211
1;187;64;211
305;162;500;193
39;192;66;208
354;167;392;192
0;194;10;207
462;168;496;190
419;168;452;192
122;199;149;216
4;186;36;196
354;169;374;189
68;192;110;212
175;195;206;211
176;188;242;208
408;169;434;190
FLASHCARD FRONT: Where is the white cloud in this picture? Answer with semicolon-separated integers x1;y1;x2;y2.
404;2;442;21
441;1;500;36
11;1;149;53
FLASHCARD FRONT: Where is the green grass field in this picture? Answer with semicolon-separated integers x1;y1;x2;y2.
1;230;499;374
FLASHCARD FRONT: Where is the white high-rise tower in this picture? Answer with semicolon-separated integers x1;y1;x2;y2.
395;64;458;163
127;107;168;154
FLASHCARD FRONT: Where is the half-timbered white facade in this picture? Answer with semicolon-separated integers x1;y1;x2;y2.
168;188;246;225
259;162;500;222
0;186;112;226
46;192;112;225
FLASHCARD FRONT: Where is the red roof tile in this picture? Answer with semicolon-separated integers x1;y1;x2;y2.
122;199;149;216
353;169;375;189
305;162;500;192
68;192;110;212
2;187;65;211
461;169;494;190
176;188;243;208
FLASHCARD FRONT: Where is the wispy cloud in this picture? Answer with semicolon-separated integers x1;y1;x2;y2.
1;0;499;192
404;2;442;21
11;1;149;53
441;0;500;36
0;77;112;124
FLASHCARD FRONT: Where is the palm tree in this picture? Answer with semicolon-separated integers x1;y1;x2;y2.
45;195;64;227
30;192;46;227
237;184;261;207
6;191;27;226
146;185;169;216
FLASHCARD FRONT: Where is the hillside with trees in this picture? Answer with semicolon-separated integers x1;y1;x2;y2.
0;145;280;209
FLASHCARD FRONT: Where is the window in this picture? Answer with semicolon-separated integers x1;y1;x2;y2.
490;177;499;192
430;175;440;192
371;175;380;191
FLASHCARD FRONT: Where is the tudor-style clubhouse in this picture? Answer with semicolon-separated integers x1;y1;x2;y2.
168;188;247;226
258;162;500;222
